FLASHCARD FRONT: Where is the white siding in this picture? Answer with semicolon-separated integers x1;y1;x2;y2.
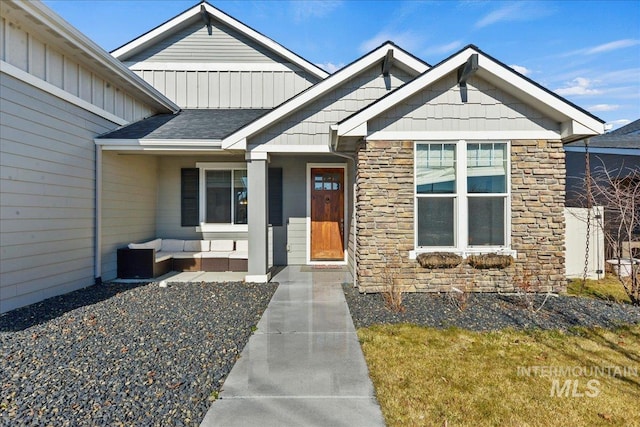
370;73;560;133
1;15;155;123
134;69;315;109
250;65;415;147
0;73;115;313
100;153;159;281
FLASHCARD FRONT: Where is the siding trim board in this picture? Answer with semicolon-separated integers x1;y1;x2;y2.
126;62;307;72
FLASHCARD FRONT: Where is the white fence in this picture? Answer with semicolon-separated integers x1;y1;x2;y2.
564;207;605;279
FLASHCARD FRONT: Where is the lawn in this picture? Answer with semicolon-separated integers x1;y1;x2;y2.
567;274;633;304
359;324;640;427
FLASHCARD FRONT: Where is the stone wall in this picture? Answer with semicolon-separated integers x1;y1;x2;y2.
355;140;566;293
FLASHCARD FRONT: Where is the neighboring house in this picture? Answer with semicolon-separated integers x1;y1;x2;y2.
565;119;640;261
1;0;605;313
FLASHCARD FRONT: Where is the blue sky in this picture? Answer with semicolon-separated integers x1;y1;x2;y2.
44;0;640;129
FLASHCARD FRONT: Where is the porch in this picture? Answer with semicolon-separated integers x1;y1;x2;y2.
97;148;355;284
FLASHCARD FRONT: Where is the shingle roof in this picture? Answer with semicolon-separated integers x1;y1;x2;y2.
97;109;270;140
565;118;639;150
609;118;640;136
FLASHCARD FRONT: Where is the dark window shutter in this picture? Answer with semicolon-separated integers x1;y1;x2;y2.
268;167;283;226
181;168;199;226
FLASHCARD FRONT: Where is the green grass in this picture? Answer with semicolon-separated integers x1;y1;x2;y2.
567;275;632;304
359;324;640;427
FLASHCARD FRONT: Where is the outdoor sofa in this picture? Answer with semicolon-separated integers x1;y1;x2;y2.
117;238;248;279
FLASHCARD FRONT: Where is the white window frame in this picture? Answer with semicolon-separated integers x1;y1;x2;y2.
411;140;515;258
195;162;248;232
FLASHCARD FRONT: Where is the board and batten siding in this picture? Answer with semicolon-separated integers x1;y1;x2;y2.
249;64;415;147
100;153;159;281
369;73;560;134
1;15;155;123
133;69;316;109
0;73;116;313
123;19;320;109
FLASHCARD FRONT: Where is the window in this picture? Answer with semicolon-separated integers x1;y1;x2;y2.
182;163;283;230
205;169;247;224
415;141;509;252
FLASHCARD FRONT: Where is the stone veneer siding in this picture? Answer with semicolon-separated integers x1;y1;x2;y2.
355;140;566;293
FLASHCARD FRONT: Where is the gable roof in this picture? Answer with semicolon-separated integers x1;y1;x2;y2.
221;41;430;150
111;1;328;80
336;45;606;143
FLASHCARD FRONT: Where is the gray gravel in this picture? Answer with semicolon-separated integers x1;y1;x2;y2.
343;284;640;331
1;280;277;426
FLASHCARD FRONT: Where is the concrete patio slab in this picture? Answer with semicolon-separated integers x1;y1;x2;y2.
200;266;385;427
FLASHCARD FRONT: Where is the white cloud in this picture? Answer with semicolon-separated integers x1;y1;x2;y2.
316;62;344;73
291;0;343;21
424;40;463;56
554;77;602;96
584;39;640;55
509;65;531;76
588;104;619;112
359;31;423;53
561;39;640;57
474;2;551;29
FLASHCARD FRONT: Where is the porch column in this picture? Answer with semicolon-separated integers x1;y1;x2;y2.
246;152;270;282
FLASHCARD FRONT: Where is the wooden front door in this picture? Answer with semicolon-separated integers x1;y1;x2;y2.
310;168;345;261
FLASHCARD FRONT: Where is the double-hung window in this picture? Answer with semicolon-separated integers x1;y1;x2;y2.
415;141;510;253
196;162;248;229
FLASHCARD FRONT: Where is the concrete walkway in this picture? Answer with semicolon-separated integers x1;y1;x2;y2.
201;266;385;427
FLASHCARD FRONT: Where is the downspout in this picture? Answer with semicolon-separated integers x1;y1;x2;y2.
95;145;102;285
329;128;358;288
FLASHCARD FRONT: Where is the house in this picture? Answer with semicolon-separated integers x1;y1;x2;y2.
1;0;605;313
565;120;640;263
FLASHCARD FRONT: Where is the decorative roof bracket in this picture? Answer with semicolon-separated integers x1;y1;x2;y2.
382;49;394;77
457;53;478;103
200;4;212;35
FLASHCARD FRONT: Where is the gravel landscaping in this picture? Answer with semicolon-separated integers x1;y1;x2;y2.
343;284;640;331
1;280;277;427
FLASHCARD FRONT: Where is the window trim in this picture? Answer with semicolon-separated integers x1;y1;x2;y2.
412;140;515;258
195;162;248;232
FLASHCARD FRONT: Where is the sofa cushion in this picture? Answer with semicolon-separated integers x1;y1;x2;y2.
173;252;202;259
229;251;248;260
184;240;209;252
155;253;172;263
210;240;234;252
201;251;233;258
161;239;185;252
129;238;162;251
235;240;248;252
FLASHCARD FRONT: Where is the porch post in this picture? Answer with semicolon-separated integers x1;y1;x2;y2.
245;152;270;282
